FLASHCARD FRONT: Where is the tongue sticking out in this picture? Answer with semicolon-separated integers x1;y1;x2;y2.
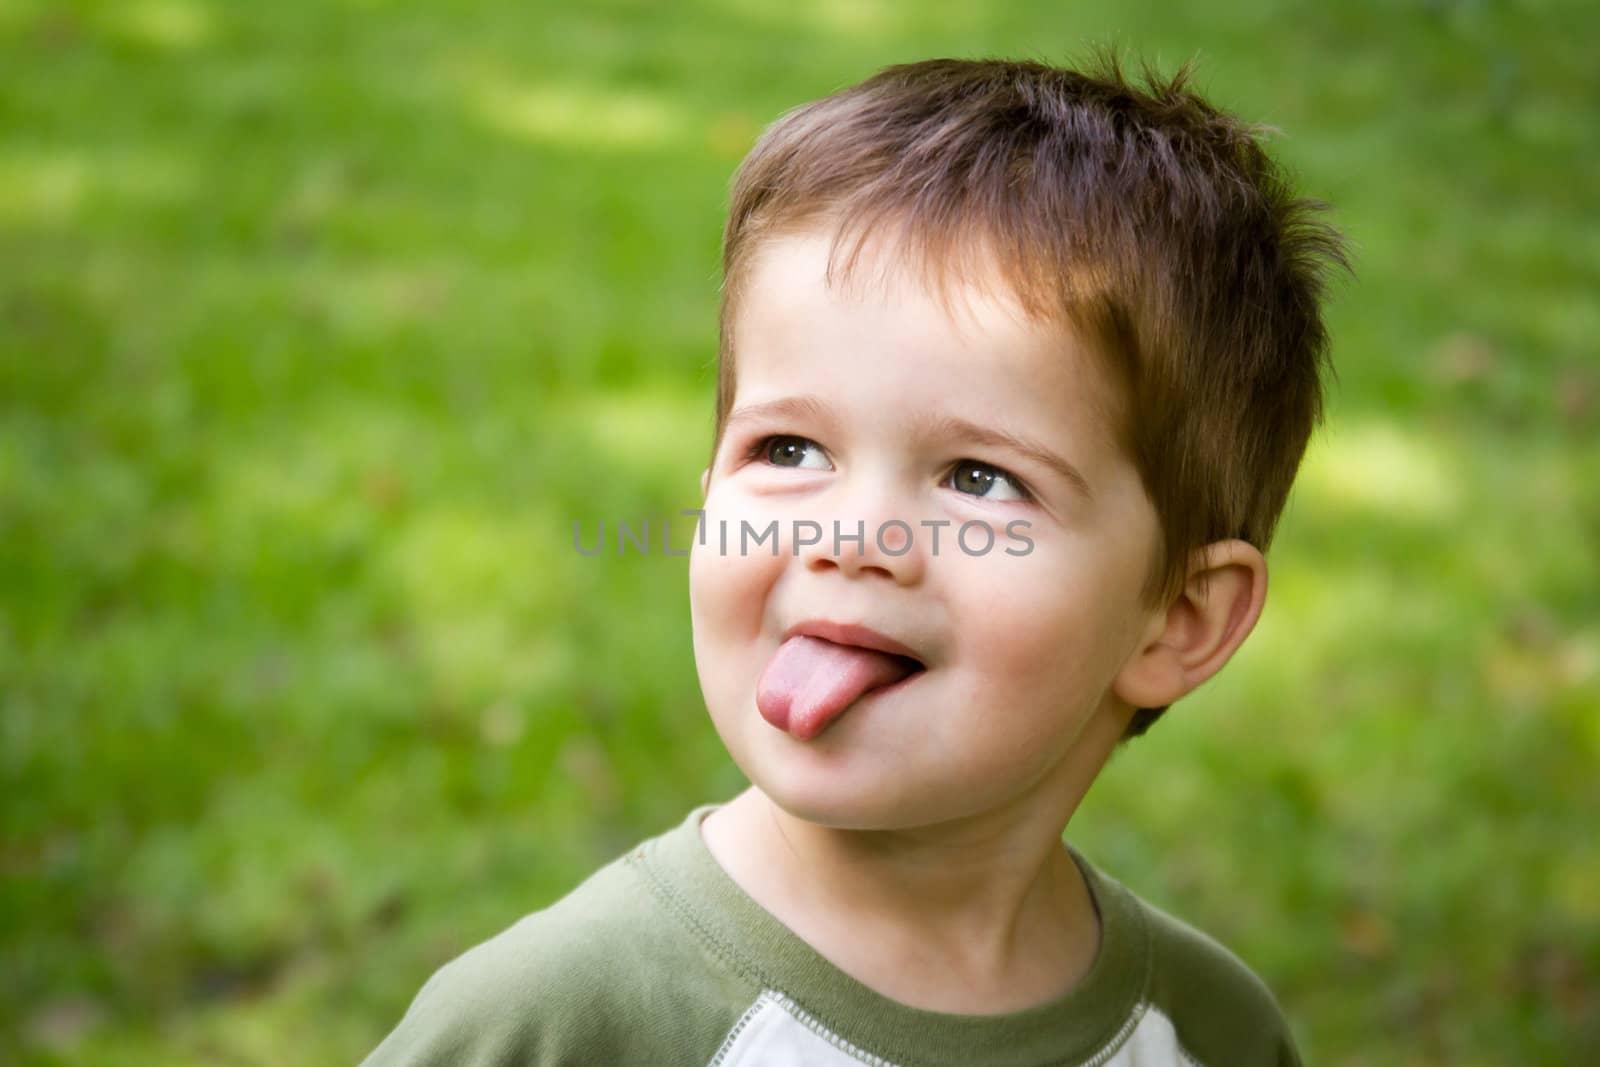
756;635;919;740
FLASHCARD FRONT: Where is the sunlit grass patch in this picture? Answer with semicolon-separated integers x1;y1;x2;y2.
464;75;693;151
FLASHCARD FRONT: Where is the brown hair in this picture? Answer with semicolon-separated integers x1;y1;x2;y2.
713;56;1349;737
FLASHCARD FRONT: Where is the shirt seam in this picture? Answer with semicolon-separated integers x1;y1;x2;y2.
767;989;899;1067
633;840;1162;1067
631;847;771;989
705;993;768;1067
1072;1000;1209;1067
1074;1000;1147;1067
636;857;908;1067
1126;892;1211;1067
1066;873;1159;1067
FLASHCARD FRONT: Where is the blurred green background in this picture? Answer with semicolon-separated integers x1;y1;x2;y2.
3;0;1597;1063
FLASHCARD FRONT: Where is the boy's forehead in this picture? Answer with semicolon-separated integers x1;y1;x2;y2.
740;226;1050;343
731;229;1130;455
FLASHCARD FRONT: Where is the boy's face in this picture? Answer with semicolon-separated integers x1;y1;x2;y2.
690;229;1164;831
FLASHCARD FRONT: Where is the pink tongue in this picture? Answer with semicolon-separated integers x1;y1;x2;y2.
756;635;917;740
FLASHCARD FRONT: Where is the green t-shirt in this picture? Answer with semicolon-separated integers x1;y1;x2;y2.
362;804;1300;1066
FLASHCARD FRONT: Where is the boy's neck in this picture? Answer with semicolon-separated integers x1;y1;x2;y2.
699;721;1118;1014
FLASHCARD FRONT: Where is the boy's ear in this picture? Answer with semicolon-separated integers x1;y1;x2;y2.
1111;540;1268;711
700;467;710;499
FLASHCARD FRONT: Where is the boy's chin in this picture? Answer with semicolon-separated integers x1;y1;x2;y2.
749;772;972;833
767;797;924;833
717;732;904;831
710;698;998;832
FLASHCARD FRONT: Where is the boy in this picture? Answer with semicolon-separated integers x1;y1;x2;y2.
364;56;1345;1066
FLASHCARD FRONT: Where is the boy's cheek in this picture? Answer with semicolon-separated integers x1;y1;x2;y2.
692;489;794;560
688;538;766;635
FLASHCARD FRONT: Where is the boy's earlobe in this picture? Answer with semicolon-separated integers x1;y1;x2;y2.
1111;540;1268;710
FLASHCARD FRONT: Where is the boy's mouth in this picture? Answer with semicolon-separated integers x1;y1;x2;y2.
756;623;927;740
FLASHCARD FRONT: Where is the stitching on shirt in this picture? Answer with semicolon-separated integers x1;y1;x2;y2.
1076;999;1147;1067
1048;865;1158;1067
637;845;1178;1067
633;852;901;1066
705;992;769;1067
767;989;898;1066
1074;1000;1209;1067
1115;882;1211;1067
632;848;770;988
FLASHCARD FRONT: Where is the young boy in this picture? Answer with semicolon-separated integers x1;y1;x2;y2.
363;56;1345;1066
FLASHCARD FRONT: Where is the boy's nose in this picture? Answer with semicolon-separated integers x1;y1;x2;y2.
796;482;927;587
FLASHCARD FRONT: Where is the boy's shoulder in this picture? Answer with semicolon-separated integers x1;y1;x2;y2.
359;815;751;1067
362;809;1301;1067
1086;858;1302;1066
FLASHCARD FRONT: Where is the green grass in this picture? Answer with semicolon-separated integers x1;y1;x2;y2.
3;0;1597;1063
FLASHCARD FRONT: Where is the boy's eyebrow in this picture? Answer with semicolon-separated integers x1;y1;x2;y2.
723;395;835;430
918;413;1095;501
726;396;1094;501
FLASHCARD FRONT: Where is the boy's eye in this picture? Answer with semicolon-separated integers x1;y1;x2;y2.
948;460;1029;502
755;435;831;470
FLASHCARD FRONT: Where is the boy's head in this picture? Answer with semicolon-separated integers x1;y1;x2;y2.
700;57;1347;746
